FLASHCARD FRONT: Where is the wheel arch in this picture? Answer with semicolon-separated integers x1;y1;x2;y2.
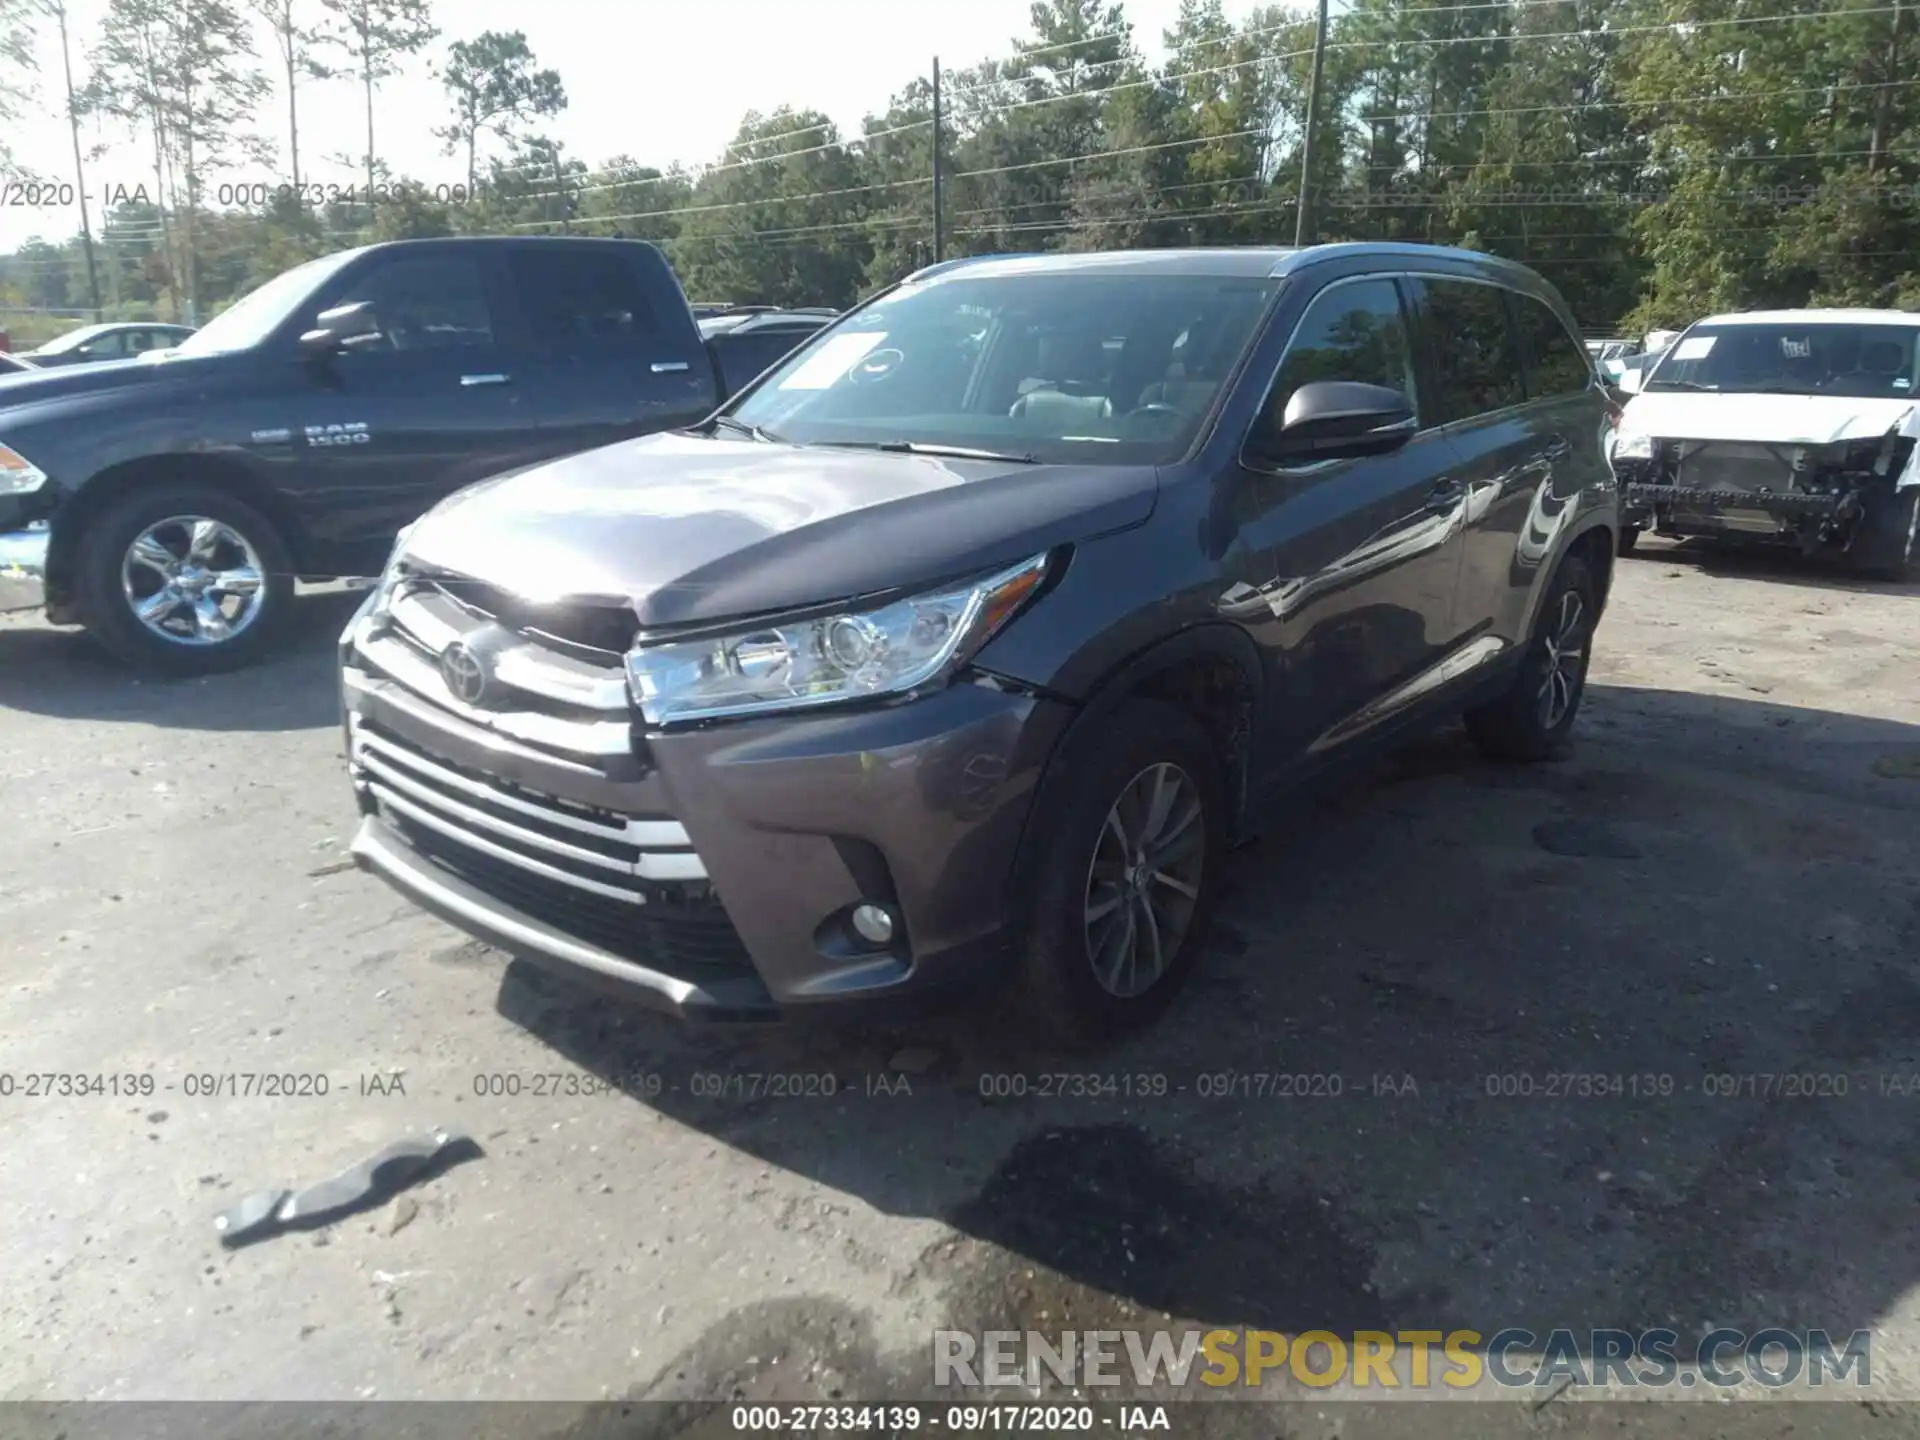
1001;622;1266;925
45;454;309;615
1514;519;1615;646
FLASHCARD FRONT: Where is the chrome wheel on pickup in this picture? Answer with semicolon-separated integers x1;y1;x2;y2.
76;480;295;674
120;515;267;646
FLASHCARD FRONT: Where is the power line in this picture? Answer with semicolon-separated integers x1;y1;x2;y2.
1363;75;1920;123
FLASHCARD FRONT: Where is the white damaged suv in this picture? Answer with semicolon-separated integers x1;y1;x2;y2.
1610;309;1920;576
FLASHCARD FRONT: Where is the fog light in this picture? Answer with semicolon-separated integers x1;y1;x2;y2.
851;904;895;946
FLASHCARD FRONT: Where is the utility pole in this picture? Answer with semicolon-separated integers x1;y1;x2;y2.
52;1;103;314
552;150;571;231
1294;0;1331;248
931;55;945;263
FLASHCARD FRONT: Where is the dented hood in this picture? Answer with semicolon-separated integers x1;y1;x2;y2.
1618;392;1920;489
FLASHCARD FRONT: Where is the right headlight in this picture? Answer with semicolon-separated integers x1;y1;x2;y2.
625;553;1051;726
366;523;417;617
0;442;49;495
1612;431;1654;461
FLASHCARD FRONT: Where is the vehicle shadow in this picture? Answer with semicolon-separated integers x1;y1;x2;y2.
0;588;361;733
498;681;1920;1379
1628;533;1920;596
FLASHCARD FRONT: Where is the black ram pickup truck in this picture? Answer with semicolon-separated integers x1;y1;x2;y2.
0;236;819;672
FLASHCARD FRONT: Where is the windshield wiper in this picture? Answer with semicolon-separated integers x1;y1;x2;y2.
706;415;787;443
815;439;1042;464
1647;380;1714;392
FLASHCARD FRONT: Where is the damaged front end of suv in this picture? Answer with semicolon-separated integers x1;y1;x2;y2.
1614;409;1920;573
1610;312;1920;576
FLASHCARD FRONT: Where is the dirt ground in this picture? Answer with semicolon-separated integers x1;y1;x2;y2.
2;536;1918;1439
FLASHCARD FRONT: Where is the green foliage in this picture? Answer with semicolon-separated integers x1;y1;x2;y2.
8;0;1919;333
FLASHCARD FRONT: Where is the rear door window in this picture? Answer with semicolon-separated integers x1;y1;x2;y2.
1517;293;1593;399
508;247;664;356
1413;278;1526;423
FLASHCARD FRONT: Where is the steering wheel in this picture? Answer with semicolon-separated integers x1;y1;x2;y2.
847;347;905;386
1128;402;1183;422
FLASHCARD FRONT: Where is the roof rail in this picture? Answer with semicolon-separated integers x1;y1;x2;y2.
902;252;1044;284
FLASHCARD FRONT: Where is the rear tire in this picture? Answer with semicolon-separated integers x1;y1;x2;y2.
1616;525;1641;557
1465;553;1597;763
75;482;294;675
1014;699;1226;1046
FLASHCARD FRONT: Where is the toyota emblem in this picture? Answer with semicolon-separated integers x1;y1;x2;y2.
440;642;489;706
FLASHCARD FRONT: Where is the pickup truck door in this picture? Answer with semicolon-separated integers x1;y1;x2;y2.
281;248;546;574
500;242;719;460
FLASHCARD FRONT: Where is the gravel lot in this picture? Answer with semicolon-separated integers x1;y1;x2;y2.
2;538;1918;1438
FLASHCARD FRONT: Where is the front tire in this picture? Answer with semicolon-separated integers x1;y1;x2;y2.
1465;553;1598;762
75;482;294;675
1014;699;1226;1045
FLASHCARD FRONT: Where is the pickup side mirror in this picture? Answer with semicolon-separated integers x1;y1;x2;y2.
1616;364;1645;395
1254;380;1417;465
300;301;383;358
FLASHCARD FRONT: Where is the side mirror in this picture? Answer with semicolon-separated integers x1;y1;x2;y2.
1256;380;1417;464
300;301;382;358
1617;365;1645;395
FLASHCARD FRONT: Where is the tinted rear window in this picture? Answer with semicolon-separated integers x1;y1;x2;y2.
1416;278;1525;422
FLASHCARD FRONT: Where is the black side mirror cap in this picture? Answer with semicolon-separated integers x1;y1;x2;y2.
1256;380;1417;464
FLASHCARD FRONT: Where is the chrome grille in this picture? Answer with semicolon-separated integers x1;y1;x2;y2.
347;578;636;758
350;719;707;903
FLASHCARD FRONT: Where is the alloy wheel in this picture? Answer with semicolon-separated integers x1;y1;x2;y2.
1082;761;1206;999
1536;587;1588;729
120;515;267;647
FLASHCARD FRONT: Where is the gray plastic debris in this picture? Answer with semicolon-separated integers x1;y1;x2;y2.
215;1128;479;1247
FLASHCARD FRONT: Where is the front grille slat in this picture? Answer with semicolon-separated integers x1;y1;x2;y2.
393;816;751;973
352;720;706;894
370;782;653;904
356;732;685;851
353;718;754;979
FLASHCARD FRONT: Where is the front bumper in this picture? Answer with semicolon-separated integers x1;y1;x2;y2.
341;617;1072;1020
0;522;47;613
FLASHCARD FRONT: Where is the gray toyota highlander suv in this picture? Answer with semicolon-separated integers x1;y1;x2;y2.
339;244;1619;1039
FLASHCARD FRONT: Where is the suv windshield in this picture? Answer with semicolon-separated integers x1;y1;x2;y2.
1646;321;1920;399
727;271;1282;465
173;250;362;357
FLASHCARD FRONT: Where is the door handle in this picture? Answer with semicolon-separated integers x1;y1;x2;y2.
460;373;511;387
650;360;691;374
1425;478;1465;513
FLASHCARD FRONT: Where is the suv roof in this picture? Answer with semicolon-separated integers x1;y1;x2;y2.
904;242;1552;286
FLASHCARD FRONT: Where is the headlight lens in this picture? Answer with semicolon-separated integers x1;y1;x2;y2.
0;442;49;494
365;523;416;616
1612;431;1654;461
625;553;1051;725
